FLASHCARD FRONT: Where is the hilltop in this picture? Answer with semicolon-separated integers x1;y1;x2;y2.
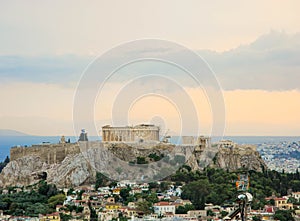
0;140;267;188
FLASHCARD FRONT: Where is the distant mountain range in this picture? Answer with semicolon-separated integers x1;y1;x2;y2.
0;129;29;136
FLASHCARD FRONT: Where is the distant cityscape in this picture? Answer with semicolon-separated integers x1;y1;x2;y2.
257;141;300;173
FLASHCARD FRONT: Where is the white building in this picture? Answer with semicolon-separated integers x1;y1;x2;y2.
153;202;176;216
292;192;300;200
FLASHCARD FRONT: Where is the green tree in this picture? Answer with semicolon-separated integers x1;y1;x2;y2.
137;156;148;164
268;199;275;206
48;194;66;208
273;210;294;221
220;210;228;218
90;207;97;220
95;172;107;189
288;196;299;204
181;180;210;209
60;213;73;221
207;209;215;216
120;188;131;202
136;201;152;214
75;206;84;213
148;182;159;189
146;192;158;204
4;156;10;164
252;216;262;221
175;204;195;214
0;156;10;173
0;201;9;210
67;188;75;195
38;181;58;197
25;203;51;217
159;182;170;192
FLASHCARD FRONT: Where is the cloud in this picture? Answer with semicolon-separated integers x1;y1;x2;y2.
0;31;299;91
0;55;91;86
1;1;300;54
200;31;300;91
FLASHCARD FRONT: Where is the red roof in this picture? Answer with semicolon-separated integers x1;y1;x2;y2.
274;197;286;201
265;206;275;213
155;202;173;206
45;212;59;216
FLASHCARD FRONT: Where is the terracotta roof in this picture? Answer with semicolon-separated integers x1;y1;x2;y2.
154;202;175;206
274;197;287;200
45;212;60;216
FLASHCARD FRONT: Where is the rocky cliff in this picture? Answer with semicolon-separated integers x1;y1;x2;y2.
0;141;267;188
0;153;95;188
210;144;267;172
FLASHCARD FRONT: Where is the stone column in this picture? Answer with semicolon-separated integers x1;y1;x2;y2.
105;130;109;141
109;131;112;141
102;130;106;141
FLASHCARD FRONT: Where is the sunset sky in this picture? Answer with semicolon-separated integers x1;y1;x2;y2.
0;0;300;136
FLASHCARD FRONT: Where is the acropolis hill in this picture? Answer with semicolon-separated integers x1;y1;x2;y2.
1;125;267;188
9;124;210;164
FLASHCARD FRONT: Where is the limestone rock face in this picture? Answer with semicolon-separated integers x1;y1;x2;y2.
0;155;47;187
0;153;96;188
185;144;267;172
46;153;96;187
211;146;267;172
0;142;267;188
0;142;179;188
186;144;219;171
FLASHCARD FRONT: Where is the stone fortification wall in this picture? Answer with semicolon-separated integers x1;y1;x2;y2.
10;143;80;164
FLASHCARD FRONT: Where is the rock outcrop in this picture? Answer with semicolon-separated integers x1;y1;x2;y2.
0;153;96;188
210;145;267;172
0;141;267;188
0;155;46;187
0;142;186;188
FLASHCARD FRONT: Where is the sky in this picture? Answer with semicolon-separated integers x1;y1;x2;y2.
0;0;300;136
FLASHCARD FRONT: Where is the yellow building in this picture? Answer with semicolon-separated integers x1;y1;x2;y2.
105;203;122;210
261;213;274;220
112;188;121;195
274;197;293;210
40;212;61;221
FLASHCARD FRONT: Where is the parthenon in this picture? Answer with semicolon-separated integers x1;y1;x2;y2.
101;124;160;142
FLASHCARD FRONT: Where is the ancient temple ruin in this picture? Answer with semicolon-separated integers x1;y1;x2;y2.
101;124;160;142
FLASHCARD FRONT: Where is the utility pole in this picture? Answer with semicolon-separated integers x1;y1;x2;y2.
235;173;253;221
